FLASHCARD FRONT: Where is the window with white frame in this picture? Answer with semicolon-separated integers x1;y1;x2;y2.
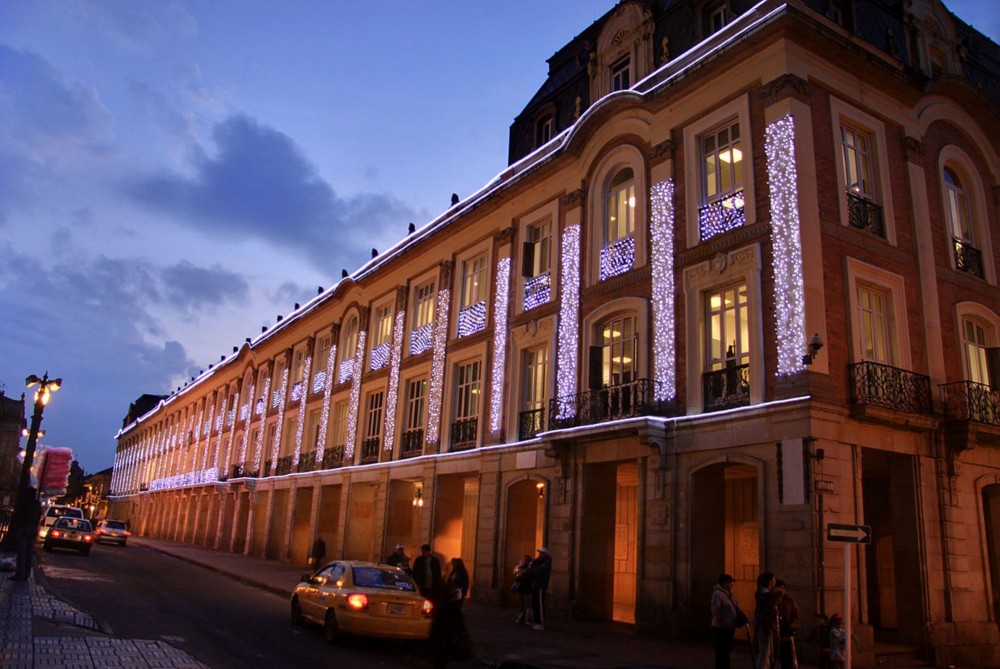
856;284;891;364
601;168;636;280
401;378;427;457
704;284;750;410
611;57;631;91
963;318;991;385
370;304;393;370
458;254;487;337
537;115;554;147
339;316;358;383
306;409;321;455
523;220;552;310
708;4;727;33
290;348;306;401
451;361;481;449
361;391;384;463
944;166;985;278
519;346;549;440
410;281;436;355
271;359;286;408
598;316;637;388
329;401;348;454
312;334;331;393
840;122;885;237
700;121;745;240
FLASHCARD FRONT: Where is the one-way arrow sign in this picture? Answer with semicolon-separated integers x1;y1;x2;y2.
827;523;872;544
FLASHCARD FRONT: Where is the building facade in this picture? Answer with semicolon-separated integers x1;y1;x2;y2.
109;1;1000;665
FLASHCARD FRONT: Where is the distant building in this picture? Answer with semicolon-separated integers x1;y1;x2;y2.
110;1;1000;666
0;391;26;511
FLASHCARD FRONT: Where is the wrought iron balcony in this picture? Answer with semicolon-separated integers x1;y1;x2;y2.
599;236;635;280
457;301;487;337
849;361;932;414
524;272;551;311
450;417;478;451
274;455;294;476
230;461;259;479
703;364;750;412
297;450;317;473
322;445;345;470
846;192;885;238
953;237;985;279
699;191;745;241
940;381;1000;426
400;429;424;459
360;437;381;464
548;378;672;430
518;407;546;440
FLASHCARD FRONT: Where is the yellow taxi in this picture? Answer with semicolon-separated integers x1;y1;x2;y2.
290;560;433;641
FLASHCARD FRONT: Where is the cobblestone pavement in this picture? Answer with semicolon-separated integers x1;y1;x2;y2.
0;557;208;669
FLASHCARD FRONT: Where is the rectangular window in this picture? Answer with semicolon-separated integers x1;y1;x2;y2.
700;121;744;239
330;401;348;449
611;57;631;91
271;360;286;408
709;6;726;33
402;378;427;458
964;319;990;385
455;361;482;420
458;255;488;337
857;285;890;364
841;123;885;237
292;349;305;384
411;281;436;355
306;409;321;453
519;347;549;440
704;284;750;410
370;305;393;370
523;221;552;310
364;392;384;439
312;334;332;393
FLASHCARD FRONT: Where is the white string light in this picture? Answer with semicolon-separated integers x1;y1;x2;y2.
315;343;337;465
765;115;807;375
344;330;367;460
556;224;581;417
490;257;511;433
383;312;406;451
426;288;451;446
650;179;676;401
292;356;311;467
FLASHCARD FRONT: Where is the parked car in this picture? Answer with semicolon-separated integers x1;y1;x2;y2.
94;519;131;546
290;560;433;642
37;504;84;540
42;517;95;555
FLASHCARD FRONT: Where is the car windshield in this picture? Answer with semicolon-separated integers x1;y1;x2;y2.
54;518;92;531
103;521;127;529
47;507;82;519
352;567;417;591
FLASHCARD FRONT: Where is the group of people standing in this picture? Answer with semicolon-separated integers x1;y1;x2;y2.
510;547;553;630
710;571;801;669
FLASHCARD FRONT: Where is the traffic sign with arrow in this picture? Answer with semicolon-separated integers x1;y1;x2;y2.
827;523;872;544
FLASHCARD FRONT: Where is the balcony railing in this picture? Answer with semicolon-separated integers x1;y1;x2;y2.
518;408;546;440
450;417;478;451
699;191;745;241
599;236;635;280
703;364;751;412
322;445;345;470
849;361;932;414
274;455;294;476
230;461;259;479
524;272;551;311
846;192;885;238
400;429;424;459
953;237;985;279
940;381;1000;426
360;437;381;464
549;378;672;430
297;450;317;473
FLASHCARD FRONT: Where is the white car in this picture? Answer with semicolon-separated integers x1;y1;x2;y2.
37;505;84;540
94;519;131;546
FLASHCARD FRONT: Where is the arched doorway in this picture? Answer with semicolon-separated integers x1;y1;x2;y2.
691;462;759;637
504;478;547;597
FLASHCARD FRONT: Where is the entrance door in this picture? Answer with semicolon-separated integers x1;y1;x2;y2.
691;463;758;638
579;461;638;622
504;479;546;598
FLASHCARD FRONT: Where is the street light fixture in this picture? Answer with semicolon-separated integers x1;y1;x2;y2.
10;373;61;535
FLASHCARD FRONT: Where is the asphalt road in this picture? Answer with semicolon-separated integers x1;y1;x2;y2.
36;541;438;668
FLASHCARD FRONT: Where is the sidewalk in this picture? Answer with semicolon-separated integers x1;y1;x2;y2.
1;537;798;669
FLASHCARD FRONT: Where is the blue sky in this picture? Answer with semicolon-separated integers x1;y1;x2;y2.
1;1;997;474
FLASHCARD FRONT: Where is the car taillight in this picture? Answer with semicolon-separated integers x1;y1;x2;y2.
346;593;368;610
421;599;434;617
124;531;132;537
83;535;93;542
50;530;62;538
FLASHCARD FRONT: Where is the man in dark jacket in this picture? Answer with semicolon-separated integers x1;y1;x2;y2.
411;543;442;598
526;547;552;630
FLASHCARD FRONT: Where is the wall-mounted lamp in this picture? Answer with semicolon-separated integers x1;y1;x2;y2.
802;332;824;365
413;487;424;508
536;481;546;499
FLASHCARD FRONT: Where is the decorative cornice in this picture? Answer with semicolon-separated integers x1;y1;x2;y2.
494;226;516;244
758;74;813;107
439;260;454;286
648;139;675;165
561;189;585;210
395;286;408;312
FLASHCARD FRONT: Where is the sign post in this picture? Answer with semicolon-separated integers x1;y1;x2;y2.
827;523;871;669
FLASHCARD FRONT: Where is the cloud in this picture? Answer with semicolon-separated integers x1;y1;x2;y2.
125;114;416;273
160;261;249;310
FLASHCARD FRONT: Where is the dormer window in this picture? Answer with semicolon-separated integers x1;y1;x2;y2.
709;5;727;34
611;57;631;91
536;115;554;147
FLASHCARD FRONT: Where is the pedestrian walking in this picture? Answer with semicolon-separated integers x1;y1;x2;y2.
753;571;778;669
828;613;846;669
774;580;800;669
526;547;552;630
711;573;748;669
412;543;443;599
309;535;326;568
432;557;472;667
512;554;533;625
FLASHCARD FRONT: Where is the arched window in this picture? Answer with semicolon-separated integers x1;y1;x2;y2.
339;316;358;384
944;165;984;278
601;168;636;280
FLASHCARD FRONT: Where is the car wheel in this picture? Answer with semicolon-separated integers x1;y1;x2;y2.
290;597;303;626
323;609;340;643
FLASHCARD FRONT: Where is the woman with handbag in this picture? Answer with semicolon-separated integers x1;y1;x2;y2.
711;573;748;669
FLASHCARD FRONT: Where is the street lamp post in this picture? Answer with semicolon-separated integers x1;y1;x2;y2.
10;374;61;536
